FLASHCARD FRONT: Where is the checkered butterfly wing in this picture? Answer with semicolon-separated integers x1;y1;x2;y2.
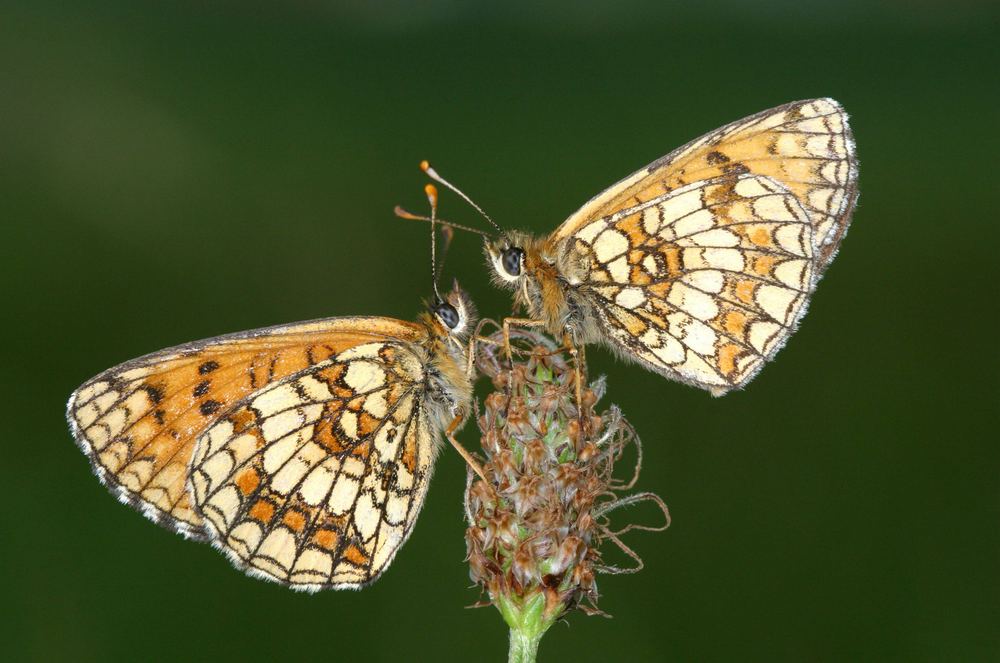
188;338;440;590
555;98;857;274
67;318;441;589
565;174;814;395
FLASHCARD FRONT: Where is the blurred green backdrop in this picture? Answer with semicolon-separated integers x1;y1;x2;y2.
2;1;997;661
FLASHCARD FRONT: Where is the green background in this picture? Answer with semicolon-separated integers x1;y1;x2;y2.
2;1;997;661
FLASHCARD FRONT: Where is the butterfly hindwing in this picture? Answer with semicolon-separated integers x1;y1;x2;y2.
188;341;439;590
569;174;814;394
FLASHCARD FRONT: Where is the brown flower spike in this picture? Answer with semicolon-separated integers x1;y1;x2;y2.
465;328;670;661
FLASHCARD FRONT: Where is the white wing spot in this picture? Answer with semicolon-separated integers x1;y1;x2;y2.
592;229;628;262
615;288;646;309
344;361;386;393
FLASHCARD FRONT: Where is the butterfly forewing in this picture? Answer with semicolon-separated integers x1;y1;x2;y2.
66;318;426;539
555;98;857;273
189;340;439;590
569;174;814;394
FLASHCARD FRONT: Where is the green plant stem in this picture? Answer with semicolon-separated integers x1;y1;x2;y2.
508;627;542;663
497;591;557;663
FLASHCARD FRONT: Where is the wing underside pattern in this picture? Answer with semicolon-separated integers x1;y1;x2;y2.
66;317;427;542
189;341;438;590
569;174;815;394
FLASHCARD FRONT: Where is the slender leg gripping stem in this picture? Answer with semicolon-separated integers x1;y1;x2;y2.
445;413;490;485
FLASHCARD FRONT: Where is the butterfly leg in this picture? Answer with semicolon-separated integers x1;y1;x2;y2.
501;317;546;364
563;333;589;444
466;318;505;377
445;413;490;485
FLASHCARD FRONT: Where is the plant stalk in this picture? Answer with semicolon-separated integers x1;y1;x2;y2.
498;592;555;663
507;628;542;663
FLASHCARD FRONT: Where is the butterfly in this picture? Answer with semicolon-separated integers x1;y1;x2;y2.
67;187;479;590
427;98;858;396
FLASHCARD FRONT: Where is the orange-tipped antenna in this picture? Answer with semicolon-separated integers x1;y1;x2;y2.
425;184;444;301
393;206;489;237
421;160;504;235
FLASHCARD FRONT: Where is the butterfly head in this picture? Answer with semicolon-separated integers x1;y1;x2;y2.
485;231;575;336
428;279;476;339
484;231;537;287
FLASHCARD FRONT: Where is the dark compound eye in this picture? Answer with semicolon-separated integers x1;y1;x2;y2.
433;302;460;330
501;247;524;276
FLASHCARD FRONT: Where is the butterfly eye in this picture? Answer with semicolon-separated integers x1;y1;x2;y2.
432;302;461;330
501;247;524;277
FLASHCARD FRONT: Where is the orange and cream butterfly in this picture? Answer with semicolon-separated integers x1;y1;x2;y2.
427;98;858;396
67;189;479;590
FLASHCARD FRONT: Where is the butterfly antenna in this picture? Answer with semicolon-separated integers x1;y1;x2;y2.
437;224;455;284
393;206;490;237
424;184;443;302
421;160;504;235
